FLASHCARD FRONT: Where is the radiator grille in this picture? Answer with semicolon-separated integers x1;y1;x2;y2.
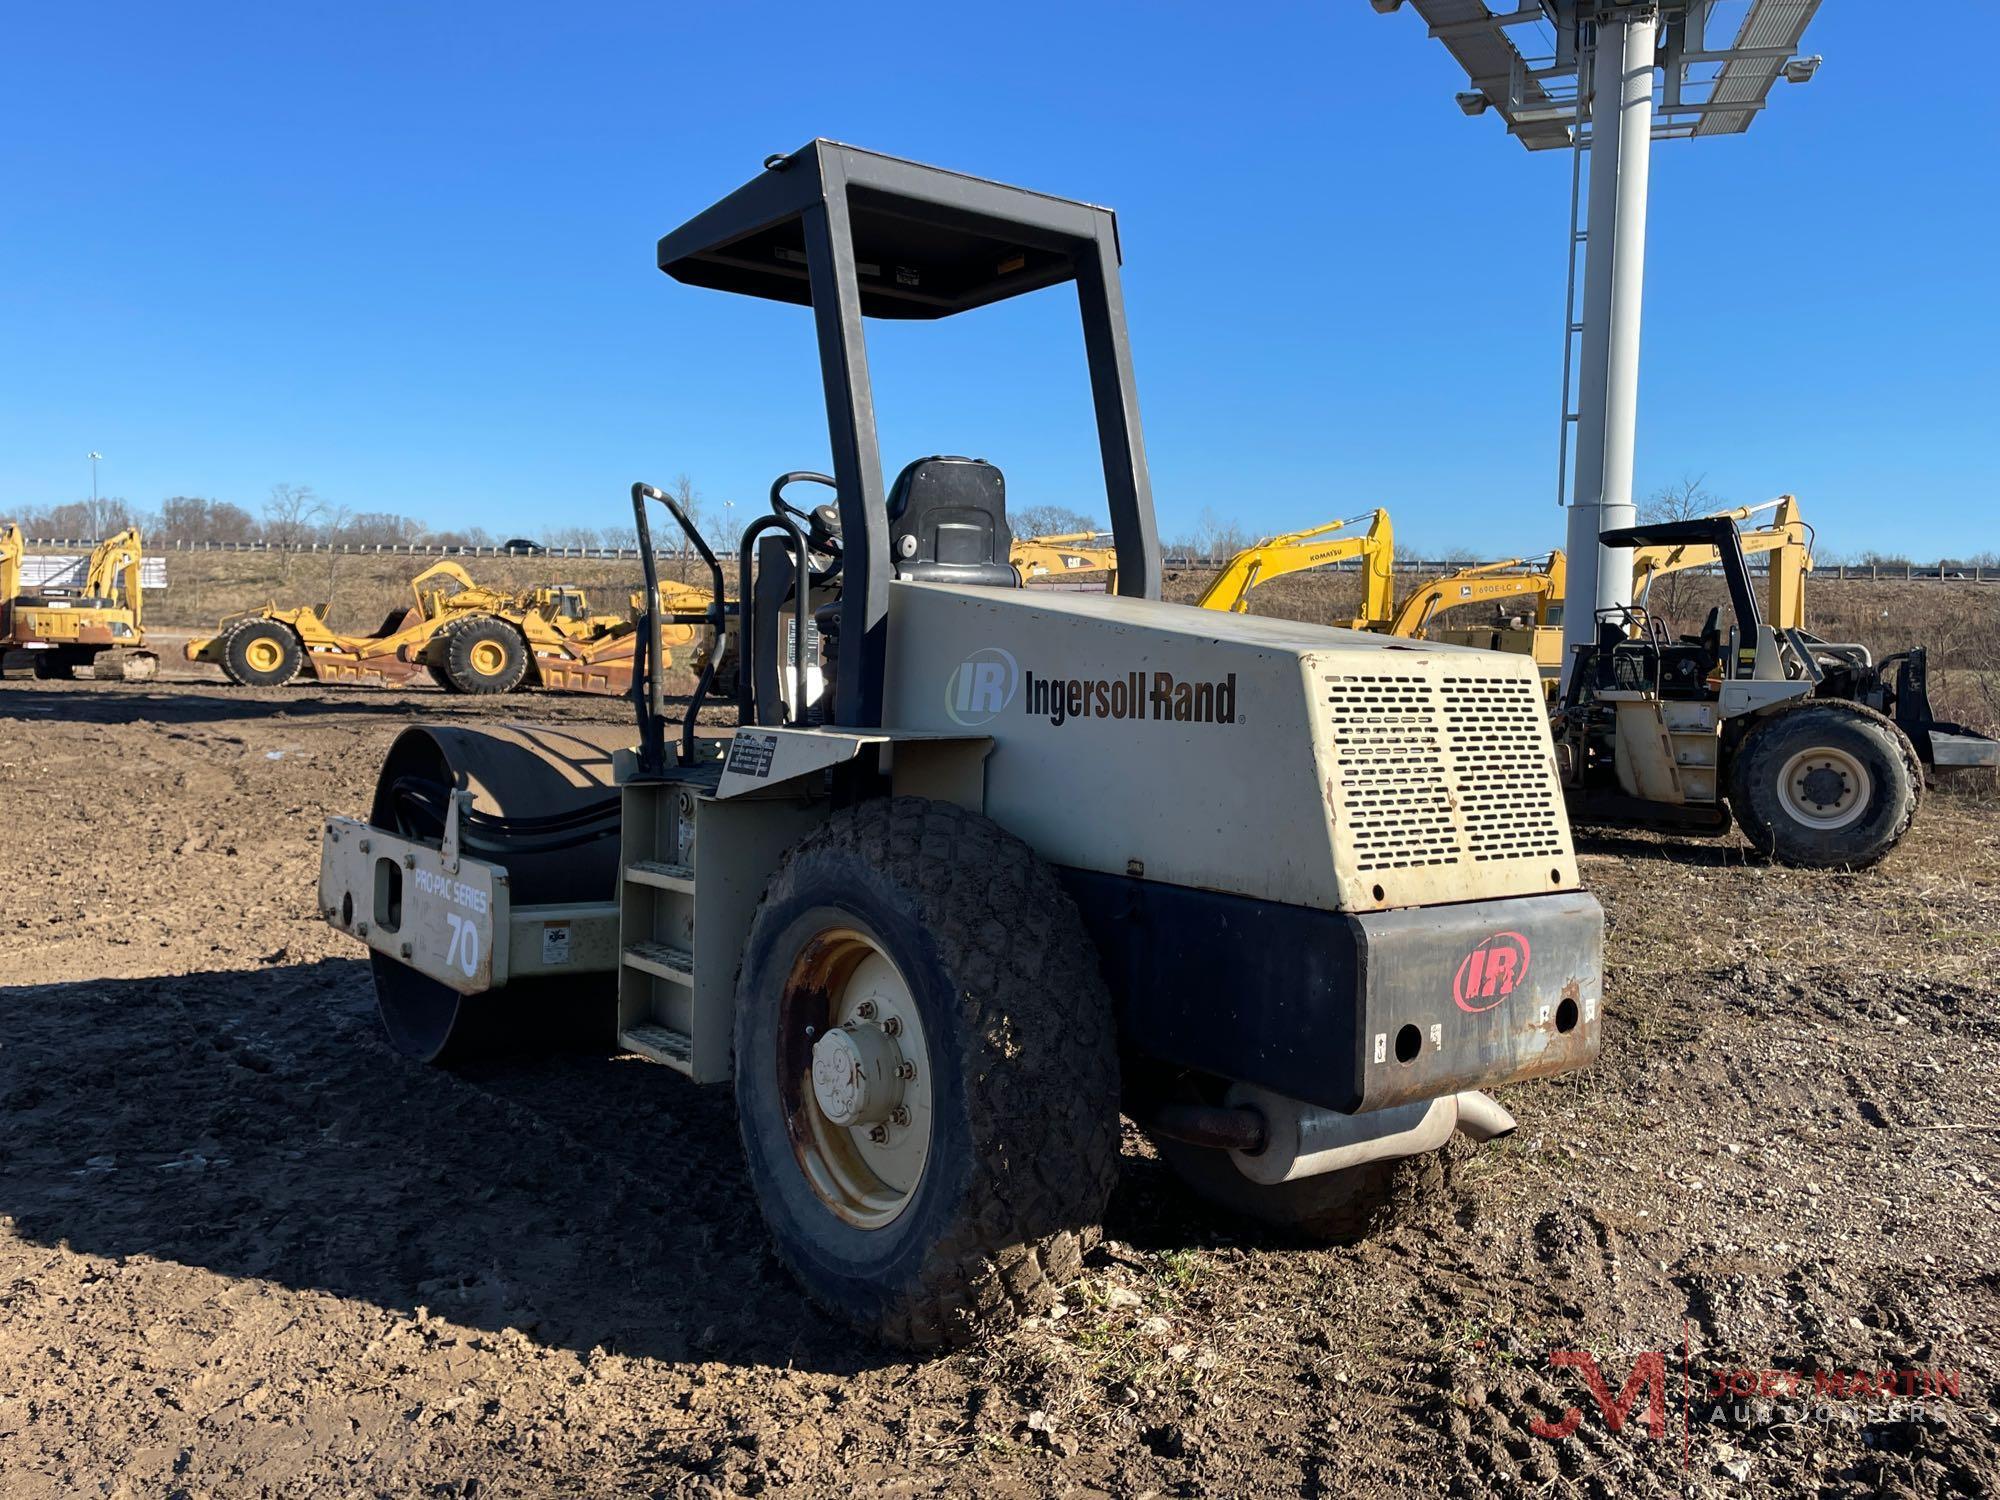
1323;669;1566;873
1442;675;1568;862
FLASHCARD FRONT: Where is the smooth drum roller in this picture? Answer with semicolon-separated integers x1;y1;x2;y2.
366;722;632;1061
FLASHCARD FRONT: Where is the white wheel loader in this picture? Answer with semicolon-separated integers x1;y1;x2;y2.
317;142;1605;1348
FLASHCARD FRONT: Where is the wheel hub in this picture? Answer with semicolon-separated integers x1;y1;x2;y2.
810;1022;905;1127
470;640;506;675
1798;763;1848;810
780;934;932;1229
1777;745;1871;831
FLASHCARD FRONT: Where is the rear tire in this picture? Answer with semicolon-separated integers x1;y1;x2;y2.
733;797;1120;1350
440;616;528;695
220;619;303;687
1729;701;1919;869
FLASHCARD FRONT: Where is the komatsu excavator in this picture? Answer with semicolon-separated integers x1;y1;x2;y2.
1394;497;1813;683
1194;510;1395;622
0;524;157;680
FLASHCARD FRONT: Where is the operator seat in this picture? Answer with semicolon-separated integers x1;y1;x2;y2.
886;455;1018;588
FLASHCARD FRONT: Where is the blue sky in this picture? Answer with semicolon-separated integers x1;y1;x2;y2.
3;3;1993;557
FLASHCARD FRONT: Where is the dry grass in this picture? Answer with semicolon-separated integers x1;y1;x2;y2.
146;549;718;634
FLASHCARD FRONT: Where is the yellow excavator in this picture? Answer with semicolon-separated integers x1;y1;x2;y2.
1193;509;1396;624
0;524;157;680
1011;530;1122;587
1394;497;1811;682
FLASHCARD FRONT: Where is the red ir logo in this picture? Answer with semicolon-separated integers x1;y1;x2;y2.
1453;931;1531;1012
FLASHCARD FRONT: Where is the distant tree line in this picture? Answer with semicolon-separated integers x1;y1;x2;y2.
14;479;1989;573
5;483;642;554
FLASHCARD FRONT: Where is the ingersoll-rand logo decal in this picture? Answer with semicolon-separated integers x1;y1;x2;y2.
945;646;1021;726
946;648;1238;728
1452;930;1531;1012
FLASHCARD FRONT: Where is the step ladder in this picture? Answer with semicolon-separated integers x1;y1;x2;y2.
1661;699;1721;803
616;782;702;1076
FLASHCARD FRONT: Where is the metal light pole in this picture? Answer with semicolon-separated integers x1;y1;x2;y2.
1377;0;1824;692
89;451;102;508
1560;9;1656;685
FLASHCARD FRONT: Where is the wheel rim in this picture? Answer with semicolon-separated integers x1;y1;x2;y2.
1777;745;1872;831
245;636;283;672
468;639;508;677
778;927;932;1230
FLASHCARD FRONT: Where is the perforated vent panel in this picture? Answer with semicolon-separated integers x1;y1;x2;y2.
1323;668;1567;876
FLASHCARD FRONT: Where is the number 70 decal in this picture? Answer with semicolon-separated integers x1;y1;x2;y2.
444;912;482;979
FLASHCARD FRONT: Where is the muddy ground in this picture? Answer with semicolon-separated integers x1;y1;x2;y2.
0;670;1995;1498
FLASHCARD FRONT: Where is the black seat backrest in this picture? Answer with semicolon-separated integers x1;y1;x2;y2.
886;455;1018;587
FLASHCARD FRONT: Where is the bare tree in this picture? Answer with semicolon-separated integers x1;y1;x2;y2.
157;496;257;545
315;501;355;604
1014;504;1101;540
20;498;137;539
1194;507;1251;562
262;483;327;578
1642;473;1720;524
1640;473;1723;624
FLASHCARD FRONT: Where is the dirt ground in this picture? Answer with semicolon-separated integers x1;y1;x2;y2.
1;667;1995;1498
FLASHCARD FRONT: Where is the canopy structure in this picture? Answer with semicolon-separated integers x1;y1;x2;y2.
655;140;1160;727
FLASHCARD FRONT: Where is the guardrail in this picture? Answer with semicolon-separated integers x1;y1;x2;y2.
18;537;1997;581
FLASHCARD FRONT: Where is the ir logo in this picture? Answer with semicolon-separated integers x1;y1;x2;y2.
945;646;1019;726
1452;930;1531;1013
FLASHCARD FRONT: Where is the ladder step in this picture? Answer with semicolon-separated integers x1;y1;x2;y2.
624;940;694;983
619;1023;695;1074
626;859;695;891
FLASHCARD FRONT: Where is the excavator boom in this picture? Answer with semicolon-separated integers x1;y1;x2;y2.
1194;509;1395;621
1011;532;1121;586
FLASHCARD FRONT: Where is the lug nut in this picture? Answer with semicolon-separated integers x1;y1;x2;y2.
882;1016;902;1036
897;1060;917;1080
867;1124;888;1144
889;1106;910;1128
857;1000;877;1020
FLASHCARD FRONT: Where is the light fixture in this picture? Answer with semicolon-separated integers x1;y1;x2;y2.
1782;54;1822;84
1455;90;1490;116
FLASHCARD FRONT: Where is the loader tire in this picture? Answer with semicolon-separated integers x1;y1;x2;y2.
439;616;527;695
1729;700;1919;869
733;796;1120;1351
1152;1132;1443;1242
426;662;463;693
220;619;303;687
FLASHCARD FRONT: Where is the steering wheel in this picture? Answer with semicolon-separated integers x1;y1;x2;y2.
769;472;843;555
765;471;847;590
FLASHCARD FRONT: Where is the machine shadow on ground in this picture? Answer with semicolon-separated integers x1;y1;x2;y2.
0;684;693;729
1571;826;1750;868
0;957;1187;1377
